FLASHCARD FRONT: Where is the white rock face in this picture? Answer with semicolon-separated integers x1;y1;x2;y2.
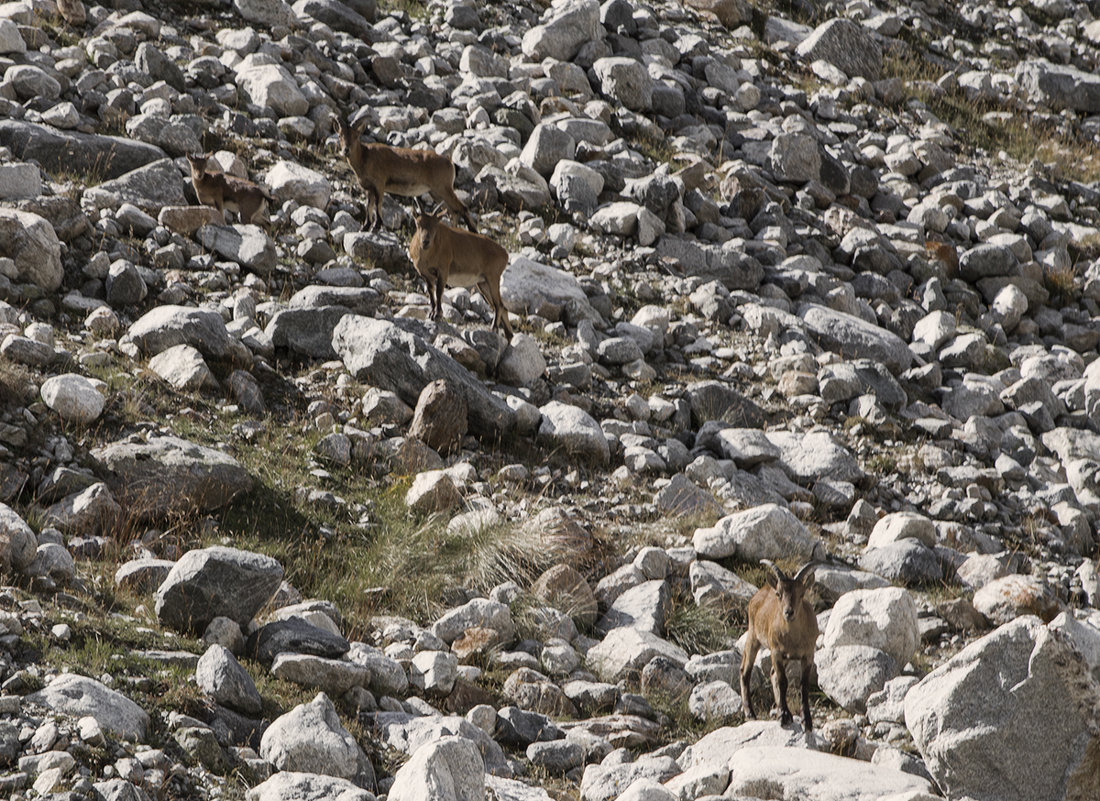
537;401;610;465
867;512;936;549
592;57;652;112
971;573;1061;624
236;62;308;117
0;209;62;290
520;0;599;62
234;0;296;27
27;675;149;741
388;735;484;801
0;18;26;53
197;224;277;275
0;162;41;199
815;644;898;713
591;201;642;238
260;693;374;788
42;483;120;535
520;123;576;177
245;771;375;801
196;644;262;715
693;503;822;563
148;344;218;392
271;653;371;696
615;780;674;801
432;598;515;644
40;374;105;425
905;616;1100;801
821;587;920;667
409;650;459;695
679;721;824;771
497;333;547;387
586;628;687;682
405;470;462;515
500;257;589;320
266;160;331;208
911;310;956;349
726;746;931;800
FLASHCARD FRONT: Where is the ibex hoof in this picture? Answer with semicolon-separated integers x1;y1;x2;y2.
779;712;793;726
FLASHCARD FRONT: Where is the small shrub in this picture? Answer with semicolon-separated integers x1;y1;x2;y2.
1044;263;1079;304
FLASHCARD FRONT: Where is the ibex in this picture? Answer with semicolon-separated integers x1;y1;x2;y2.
408;204;512;338
186;153;274;226
335;116;475;232
740;560;819;731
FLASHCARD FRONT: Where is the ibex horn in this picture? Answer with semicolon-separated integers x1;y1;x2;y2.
792;562;816;582
761;559;788;582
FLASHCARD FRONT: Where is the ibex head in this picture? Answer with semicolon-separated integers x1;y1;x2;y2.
412;198;445;250
186;152;211;175
335;116;367;157
762;560;815;621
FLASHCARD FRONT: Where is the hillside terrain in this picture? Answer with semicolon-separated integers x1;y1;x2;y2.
2;0;1100;800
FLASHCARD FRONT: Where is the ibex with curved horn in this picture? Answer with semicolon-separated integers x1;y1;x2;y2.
335;116;475;232
408;201;512;337
740;560;819;731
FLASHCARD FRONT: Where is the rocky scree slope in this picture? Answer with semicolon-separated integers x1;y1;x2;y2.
2;0;1100;800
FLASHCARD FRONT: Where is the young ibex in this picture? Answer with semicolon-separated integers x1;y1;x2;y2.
740;560;819;731
335;116;475;232
408;204;512;338
186;153;274;226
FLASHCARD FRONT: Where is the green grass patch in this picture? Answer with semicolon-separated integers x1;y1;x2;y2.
629;129;680;166
1044;262;1080;304
378;0;429;21
0;359;36;408
18;587;210;736
882;50;1100;184
664;584;740;656
88;360;579;634
33;11;83;49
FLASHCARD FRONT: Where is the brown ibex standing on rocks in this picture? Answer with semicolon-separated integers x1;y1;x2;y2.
335;116;476;232
408;203;512;338
186;153;274;226
740;560;819;731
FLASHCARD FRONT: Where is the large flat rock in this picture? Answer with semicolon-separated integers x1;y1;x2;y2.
1017;59;1100;113
795;17;882;81
156;545;284;633
905;616;1100;801
82;158;187;212
727;745;931;800
0;120;166;180
799;303;913;374
91;435;253;519
0;208;62;291
27;674;149;740
127;305;248;363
